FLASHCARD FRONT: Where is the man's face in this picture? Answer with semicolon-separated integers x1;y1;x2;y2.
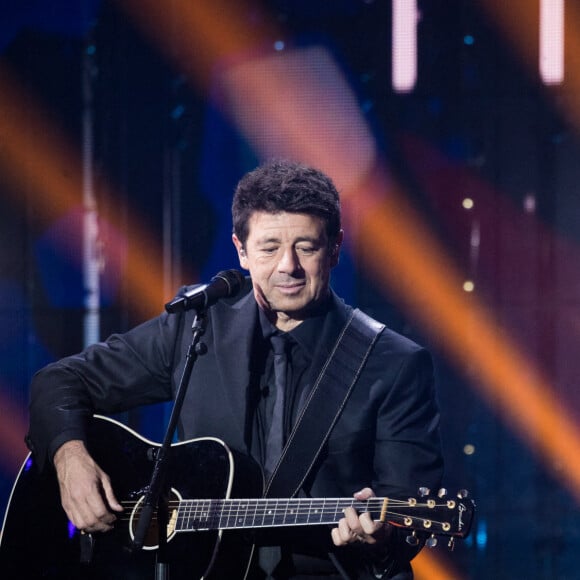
232;211;342;330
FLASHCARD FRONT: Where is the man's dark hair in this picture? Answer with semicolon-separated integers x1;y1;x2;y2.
232;159;342;246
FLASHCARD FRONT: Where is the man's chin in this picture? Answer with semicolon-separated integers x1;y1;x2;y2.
272;297;327;320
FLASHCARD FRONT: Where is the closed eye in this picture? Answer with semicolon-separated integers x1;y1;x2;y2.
296;246;319;255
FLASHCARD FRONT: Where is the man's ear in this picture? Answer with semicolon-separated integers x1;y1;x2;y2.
232;234;249;269
330;230;344;268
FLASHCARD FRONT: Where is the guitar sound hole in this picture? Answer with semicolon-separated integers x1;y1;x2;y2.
129;488;182;550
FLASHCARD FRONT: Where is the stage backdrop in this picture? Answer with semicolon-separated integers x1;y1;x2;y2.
1;2;579;578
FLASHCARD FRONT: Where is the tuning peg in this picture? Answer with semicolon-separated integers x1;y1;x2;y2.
406;532;419;546
437;488;448;498
448;537;456;551
457;489;469;499
418;487;430;497
425;534;438;548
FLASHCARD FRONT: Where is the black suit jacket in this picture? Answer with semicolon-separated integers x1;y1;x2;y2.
27;281;443;576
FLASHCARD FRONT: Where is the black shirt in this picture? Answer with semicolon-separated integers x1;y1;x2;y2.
254;299;332;478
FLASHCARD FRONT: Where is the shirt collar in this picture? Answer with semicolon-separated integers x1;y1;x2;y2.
258;295;334;358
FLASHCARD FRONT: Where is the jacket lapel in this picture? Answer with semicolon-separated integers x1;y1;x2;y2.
209;290;259;446
304;292;353;385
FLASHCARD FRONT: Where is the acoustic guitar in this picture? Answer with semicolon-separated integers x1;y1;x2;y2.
0;415;474;579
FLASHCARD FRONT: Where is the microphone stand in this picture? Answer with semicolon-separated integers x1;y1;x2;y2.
131;308;209;579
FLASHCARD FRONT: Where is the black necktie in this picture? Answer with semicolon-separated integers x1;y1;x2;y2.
259;333;289;579
264;332;289;479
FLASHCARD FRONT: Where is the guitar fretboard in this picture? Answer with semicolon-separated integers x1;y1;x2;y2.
176;498;387;531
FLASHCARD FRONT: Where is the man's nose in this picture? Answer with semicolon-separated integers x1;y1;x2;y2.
278;248;301;273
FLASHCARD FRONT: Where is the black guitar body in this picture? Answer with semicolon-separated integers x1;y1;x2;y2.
0;416;263;580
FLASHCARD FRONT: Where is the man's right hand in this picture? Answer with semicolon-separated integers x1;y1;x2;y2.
53;440;123;533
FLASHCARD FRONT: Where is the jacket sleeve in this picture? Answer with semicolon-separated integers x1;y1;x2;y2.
308;332;444;578
373;346;443;497
26;310;184;469
364;345;444;577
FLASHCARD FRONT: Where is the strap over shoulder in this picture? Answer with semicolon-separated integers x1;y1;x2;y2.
264;309;385;498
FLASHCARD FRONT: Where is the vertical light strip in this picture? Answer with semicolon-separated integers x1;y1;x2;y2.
540;0;565;85
392;0;419;93
162;152;182;302
82;41;101;347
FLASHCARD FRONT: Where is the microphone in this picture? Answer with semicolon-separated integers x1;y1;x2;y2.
165;269;246;313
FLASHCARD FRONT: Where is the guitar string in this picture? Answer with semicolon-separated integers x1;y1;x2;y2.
115;499;432;516
117;499;430;508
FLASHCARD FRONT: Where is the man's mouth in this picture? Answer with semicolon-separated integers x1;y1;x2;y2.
275;283;305;293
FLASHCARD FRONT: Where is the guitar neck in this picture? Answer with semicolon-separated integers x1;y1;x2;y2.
176;497;385;532
174;493;474;540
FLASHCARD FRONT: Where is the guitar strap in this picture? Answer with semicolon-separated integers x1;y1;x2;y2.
263;308;385;499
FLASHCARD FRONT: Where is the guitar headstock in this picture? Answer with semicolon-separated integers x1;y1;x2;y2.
384;488;475;549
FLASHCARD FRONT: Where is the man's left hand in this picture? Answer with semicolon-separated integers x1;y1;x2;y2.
331;487;387;546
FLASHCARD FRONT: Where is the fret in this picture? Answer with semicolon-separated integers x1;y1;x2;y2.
176;500;189;531
286;499;299;526
220;498;229;529
185;499;193;524
235;500;248;528
194;499;202;526
210;498;221;529
175;502;184;529
232;498;240;528
311;499;325;524
203;499;211;529
263;498;278;527
256;499;267;528
330;498;342;523
250;498;258;528
274;499;290;527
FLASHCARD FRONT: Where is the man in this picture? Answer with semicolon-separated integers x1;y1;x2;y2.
26;160;443;579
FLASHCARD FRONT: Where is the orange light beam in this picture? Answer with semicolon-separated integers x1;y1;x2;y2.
0;385;28;473
115;0;273;89
0;64;82;220
115;0;375;190
413;548;464;580
345;166;580;503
